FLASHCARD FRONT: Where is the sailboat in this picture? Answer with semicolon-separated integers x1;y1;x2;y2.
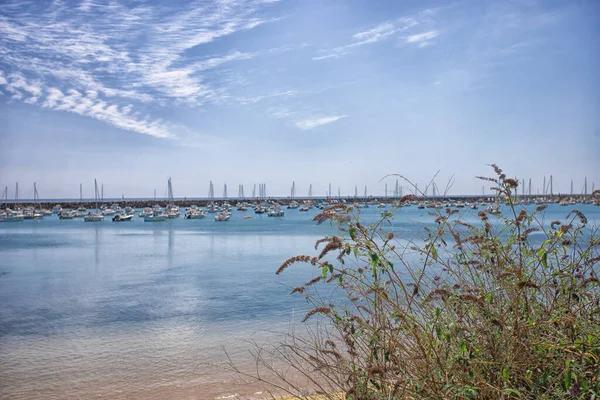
1;185;24;222
1;186;24;222
165;177;180;218
24;183;44;220
84;180;104;222
268;204;285;217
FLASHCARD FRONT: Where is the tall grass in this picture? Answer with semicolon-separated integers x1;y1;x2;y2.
236;166;600;399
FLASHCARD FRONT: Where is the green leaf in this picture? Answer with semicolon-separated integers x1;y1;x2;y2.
502;388;521;398
537;250;548;268
502;367;509;381
565;368;572;390
436;326;443;340
349;226;357;240
461;341;467;353
321;266;328;278
370;252;379;265
431;245;438;261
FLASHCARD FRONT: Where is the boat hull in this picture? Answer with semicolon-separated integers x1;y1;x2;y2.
0;216;24;222
144;216;167;222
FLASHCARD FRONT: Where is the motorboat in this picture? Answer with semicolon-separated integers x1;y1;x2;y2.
59;210;77;219
113;213;133;222
215;212;230;221
23;209;44;220
486;203;501;215
84;212;105;222
1;209;24;222
144;209;167;222
185;208;206;219
268;206;285;217
102;208;117;216
139;208;153;217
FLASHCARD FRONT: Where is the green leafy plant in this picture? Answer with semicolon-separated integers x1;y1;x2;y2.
238;165;600;400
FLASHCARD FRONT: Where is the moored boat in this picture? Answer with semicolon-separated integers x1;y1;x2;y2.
83;179;104;222
1;209;24;222
185;208;206;219
144;209;167;222
113;213;133;222
267;206;285;217
215;211;230;221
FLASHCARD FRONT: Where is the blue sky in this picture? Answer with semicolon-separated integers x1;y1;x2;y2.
0;0;598;199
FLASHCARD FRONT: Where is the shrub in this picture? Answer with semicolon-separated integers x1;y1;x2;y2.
266;165;600;399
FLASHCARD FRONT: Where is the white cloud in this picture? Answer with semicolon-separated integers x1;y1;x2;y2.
312;15;421;61
352;23;396;42
0;0;278;136
312;52;346;61
405;30;440;44
295;115;347;130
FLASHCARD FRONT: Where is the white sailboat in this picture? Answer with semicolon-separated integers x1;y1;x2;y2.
0;186;24;222
165;177;180;218
84;180;104;222
268;204;285;217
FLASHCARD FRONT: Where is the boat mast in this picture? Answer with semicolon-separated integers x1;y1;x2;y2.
543;177;546;196
309;184;312;198
94;179;99;211
80;183;82;204
584;177;588;195
223;183;227;199
33;182;40;209
167;177;174;205
528;179;531;196
15;182;19;204
550;175;553;197
571;180;573;195
385;183;388;198
208;181;214;201
252;184;256;199
328;183;331;198
354;185;358;198
364;185;367;198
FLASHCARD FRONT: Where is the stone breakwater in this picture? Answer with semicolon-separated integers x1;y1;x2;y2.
7;194;598;210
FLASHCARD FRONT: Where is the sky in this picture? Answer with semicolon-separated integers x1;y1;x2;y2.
0;0;599;199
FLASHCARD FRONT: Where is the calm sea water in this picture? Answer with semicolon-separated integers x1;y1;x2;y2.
1;204;598;399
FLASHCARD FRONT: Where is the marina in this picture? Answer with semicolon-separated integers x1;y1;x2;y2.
1;202;599;399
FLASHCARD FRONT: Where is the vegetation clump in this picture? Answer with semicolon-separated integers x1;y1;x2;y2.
253;166;600;399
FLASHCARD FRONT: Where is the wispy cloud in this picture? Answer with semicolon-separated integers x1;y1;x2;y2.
312;15;420;61
0;73;173;138
351;22;397;45
404;30;440;47
295;115;347;130
0;0;279;137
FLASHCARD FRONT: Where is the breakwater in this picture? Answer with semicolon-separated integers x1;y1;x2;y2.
5;194;598;209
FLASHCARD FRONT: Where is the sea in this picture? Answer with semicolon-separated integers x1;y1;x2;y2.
1;203;598;399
